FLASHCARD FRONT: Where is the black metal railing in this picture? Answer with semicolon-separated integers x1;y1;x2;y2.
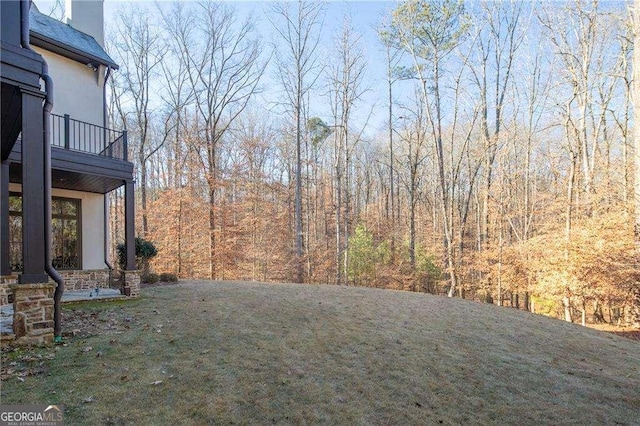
51;114;128;161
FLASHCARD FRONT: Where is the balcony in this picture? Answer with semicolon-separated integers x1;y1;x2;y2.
51;113;128;161
7;114;133;194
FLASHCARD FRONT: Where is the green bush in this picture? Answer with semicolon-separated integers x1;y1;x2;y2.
145;273;159;284
116;237;158;270
159;273;178;282
347;224;389;285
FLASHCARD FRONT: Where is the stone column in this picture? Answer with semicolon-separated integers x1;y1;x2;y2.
121;270;140;298
10;282;57;345
0;275;18;305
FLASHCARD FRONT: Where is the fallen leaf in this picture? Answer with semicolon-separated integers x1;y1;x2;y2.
82;347;93;352
151;380;163;386
82;396;95;403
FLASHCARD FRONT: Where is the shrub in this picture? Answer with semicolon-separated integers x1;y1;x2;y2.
145;273;159;284
116;237;158;271
159;273;178;282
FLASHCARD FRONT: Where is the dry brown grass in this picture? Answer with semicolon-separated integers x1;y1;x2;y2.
2;280;639;425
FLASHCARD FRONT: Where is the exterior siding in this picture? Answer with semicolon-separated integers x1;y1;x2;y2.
32;46;104;129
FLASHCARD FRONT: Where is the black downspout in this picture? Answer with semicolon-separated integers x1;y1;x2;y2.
103;66;114;280
43;62;64;341
104;195;113;272
103;66;111;129
20;1;30;48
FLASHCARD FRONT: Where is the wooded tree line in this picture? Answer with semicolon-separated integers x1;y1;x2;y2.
104;0;640;326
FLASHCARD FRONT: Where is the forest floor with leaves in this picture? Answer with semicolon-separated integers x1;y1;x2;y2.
1;281;639;425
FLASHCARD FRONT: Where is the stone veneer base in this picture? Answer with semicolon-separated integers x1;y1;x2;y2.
9;282;57;346
121;270;141;298
0;275;18;305
1;270;111;304
59;269;111;291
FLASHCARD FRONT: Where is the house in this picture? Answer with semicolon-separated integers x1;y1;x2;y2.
1;0;138;345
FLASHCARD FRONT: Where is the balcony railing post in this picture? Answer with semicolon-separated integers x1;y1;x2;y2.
123;130;128;162
63;114;70;150
106;129;112;158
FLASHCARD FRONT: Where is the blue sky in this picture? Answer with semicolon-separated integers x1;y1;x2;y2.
36;0;398;139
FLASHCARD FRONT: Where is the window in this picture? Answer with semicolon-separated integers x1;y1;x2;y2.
8;193;82;271
51;198;81;269
8;194;22;271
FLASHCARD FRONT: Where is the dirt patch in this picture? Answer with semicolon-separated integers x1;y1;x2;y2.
588;323;640;341
60;307;136;338
609;330;640;341
1;305;136;382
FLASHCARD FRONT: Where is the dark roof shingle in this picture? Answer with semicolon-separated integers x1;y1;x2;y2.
29;7;118;69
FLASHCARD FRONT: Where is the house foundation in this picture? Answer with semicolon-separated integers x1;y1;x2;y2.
9;282;56;345
60;269;110;291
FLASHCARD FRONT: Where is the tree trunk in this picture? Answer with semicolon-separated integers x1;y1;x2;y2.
563;295;572;323
633;0;640;327
209;187;216;280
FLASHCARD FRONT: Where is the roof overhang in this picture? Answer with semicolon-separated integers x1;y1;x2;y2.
30;32;119;70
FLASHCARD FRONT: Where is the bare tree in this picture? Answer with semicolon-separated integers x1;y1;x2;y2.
270;1;324;283
163;1;265;280
469;1;523;251
327;15;367;285
390;0;470;297
632;0;640;326
396;96;429;270
110;6;167;237
378;20;404;258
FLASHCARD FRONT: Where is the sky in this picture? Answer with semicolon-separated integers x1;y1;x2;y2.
35;0;633;146
35;0;400;141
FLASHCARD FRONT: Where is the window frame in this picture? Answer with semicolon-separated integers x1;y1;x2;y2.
51;196;82;270
8;192;83;271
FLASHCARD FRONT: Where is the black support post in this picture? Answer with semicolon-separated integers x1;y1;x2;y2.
63;114;70;149
123;130;128;162
0;161;10;275
124;180;136;270
19;88;48;284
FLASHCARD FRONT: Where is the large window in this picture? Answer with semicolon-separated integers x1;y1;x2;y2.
9;193;81;271
51;198;81;269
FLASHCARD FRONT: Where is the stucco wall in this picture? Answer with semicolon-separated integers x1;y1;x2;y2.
32;46;104;127
8;184;107;270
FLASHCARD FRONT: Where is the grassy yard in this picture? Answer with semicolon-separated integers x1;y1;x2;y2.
1;281;639;425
